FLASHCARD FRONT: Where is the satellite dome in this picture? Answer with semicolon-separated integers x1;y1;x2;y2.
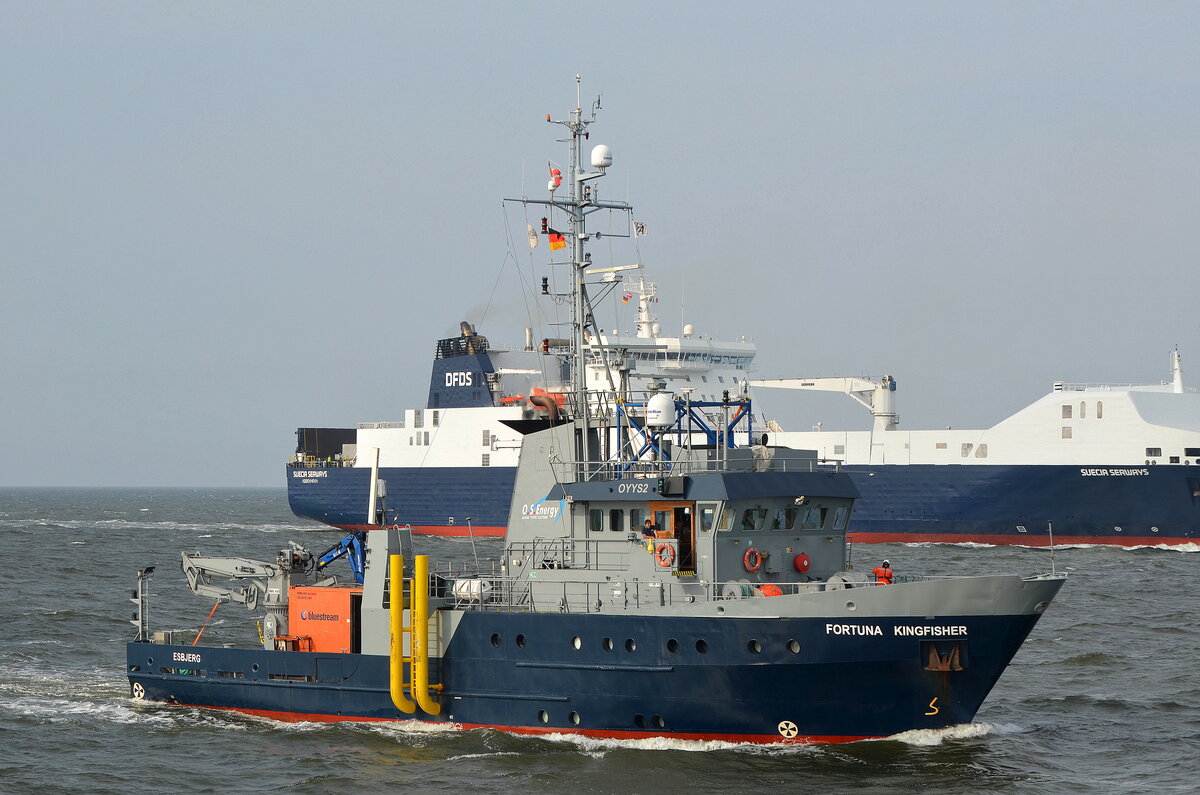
591;145;612;168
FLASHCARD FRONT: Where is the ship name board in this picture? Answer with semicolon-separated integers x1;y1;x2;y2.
1080;468;1150;477
825;624;968;637
292;470;328;478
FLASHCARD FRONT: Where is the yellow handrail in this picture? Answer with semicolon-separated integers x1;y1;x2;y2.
388;554;416;714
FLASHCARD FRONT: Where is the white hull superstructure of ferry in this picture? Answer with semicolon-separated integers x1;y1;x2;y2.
288;277;756;536
753;348;1200;546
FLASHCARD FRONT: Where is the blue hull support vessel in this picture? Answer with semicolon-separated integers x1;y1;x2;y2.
130;81;1065;744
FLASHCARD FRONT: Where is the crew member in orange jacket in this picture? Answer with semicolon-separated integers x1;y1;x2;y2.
872;559;894;585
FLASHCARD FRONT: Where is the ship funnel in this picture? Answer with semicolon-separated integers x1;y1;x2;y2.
460;321;475;337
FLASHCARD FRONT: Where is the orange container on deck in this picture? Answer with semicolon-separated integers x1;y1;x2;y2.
288;586;362;653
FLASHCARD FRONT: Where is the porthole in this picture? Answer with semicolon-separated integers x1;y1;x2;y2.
602;637;614;651
571;636;582;650
491;633;502;647
625;638;637;652
846;601;857;611
516;634;526;648
569;711;581;725
538;710;549;723
747;640;761;654
787;639;801;654
251;664;259;672
652;715;665;728
634;714;647;728
696;639;709;654
666;638;679;654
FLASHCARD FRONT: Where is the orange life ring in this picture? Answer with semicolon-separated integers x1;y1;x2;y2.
793;553;811;573
743;547;764;573
655;543;676;568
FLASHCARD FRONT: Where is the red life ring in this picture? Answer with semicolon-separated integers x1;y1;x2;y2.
655;543;676;568
793;553;811;573
743;547;764;573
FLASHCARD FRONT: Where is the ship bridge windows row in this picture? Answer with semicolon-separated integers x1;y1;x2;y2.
627;350;753;368
586;505;721;534
734;503;849;532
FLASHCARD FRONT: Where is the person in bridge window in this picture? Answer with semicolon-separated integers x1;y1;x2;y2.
872;560;894;585
642;519;657;539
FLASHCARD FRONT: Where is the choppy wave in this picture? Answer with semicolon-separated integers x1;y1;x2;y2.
888;720;1008;749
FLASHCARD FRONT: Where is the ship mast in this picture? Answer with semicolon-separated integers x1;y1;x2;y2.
509;75;633;466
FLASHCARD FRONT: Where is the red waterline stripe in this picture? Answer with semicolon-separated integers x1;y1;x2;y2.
160;702;871;744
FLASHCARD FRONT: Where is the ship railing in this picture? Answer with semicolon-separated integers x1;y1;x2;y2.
434;569;933;613
562;455;823;482
287;456;350;468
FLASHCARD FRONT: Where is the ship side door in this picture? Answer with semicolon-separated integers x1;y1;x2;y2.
648;501;696;572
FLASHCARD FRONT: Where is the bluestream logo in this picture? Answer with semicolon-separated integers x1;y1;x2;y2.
520;498;563;520
300;611;339;621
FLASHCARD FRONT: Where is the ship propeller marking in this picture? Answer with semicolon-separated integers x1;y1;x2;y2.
132;682;145;700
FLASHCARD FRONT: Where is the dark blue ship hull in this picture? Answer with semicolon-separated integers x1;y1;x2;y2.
287;462;1200;545
128;611;1039;743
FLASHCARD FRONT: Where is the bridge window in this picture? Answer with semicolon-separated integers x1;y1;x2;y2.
961;443;973;457
975;444;988;458
1061;404;1072;419
414;410;424;428
1185;448;1200;457
1146;448;1162;458
832;505;849;530
802;506;826;529
771;507;799;530
630;508;645;529
739;507;768;531
609;509;624;532
698;503;718;532
1062;427;1072;439
589;509;603;534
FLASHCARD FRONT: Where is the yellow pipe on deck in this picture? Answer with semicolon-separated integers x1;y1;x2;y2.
411;555;441;715
388;554;416;714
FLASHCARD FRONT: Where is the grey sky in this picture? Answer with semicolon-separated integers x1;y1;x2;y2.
3;2;1198;487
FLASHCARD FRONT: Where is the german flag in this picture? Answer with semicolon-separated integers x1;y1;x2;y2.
547;228;566;251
